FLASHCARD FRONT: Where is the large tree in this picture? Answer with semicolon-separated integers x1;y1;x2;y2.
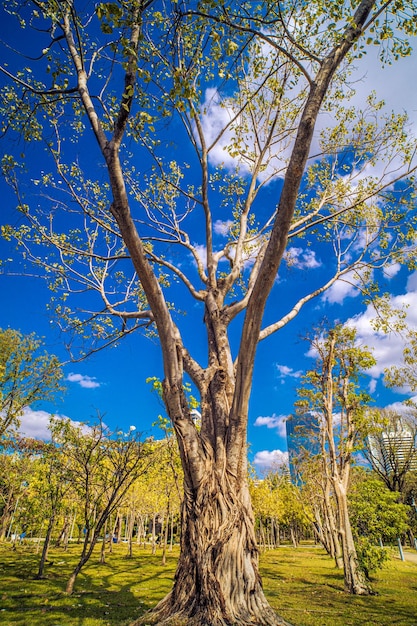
1;1;417;624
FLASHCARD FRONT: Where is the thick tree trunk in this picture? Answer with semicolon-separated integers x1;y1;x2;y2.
333;480;371;595
136;470;291;626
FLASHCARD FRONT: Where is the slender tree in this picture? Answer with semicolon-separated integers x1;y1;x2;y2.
300;453;344;569
1;1;417;623
297;324;376;594
35;437;73;579
50;416;149;594
0;437;43;540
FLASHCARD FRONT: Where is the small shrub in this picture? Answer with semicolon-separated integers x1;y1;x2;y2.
355;537;389;579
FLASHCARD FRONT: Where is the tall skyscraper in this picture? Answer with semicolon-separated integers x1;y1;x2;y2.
367;422;417;476
286;412;320;483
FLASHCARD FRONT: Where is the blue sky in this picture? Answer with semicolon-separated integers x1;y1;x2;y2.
1;5;417;473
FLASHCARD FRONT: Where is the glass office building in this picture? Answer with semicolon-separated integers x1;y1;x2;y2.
286;412;320;483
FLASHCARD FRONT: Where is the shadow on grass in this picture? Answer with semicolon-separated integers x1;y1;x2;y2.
0;543;176;625
2;543;417;626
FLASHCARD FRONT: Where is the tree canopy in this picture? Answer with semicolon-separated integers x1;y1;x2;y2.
0;328;63;440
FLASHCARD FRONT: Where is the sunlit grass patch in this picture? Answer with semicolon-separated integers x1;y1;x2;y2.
262;545;417;626
0;542;416;625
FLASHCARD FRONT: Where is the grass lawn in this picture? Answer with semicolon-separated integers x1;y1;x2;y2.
262;546;417;626
0;541;416;625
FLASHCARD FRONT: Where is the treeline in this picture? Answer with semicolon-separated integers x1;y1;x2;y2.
250;466;414;578
1;326;417;598
1;417;415;596
0;417;182;593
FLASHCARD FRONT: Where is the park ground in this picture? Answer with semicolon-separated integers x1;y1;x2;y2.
0;542;416;626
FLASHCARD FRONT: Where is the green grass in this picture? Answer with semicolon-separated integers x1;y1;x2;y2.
0;542;174;626
261;545;417;626
0;542;416;625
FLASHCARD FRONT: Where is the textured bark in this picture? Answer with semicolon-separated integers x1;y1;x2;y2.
60;1;378;620
0;490;16;541
55;518;70;548
136;469;291;626
100;518;108;564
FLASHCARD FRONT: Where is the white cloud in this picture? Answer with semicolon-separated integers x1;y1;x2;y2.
200;43;417;183
192;234;264;270
276;364;303;381
322;270;362;305
285;247;321;270
66;372;101;389
214;219;233;236
407;271;417;292
190;243;208;270
17;407;74;440
254;413;288;438
385;396;417;414
253;449;289;470
350;47;417;138
383;262;401;280
200;80;294;182
311;47;417;182
200;88;245;171
348;271;417;387
3;407;96;441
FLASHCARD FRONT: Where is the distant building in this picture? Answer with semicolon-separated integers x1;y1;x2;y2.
286;413;320;483
367;422;417;476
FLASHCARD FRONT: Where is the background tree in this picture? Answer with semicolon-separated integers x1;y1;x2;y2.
348;469;410;578
0;438;42;540
50;416;150;594
278;478;313;548
297;324;376;594
250;470;313;549
1;1;417;624
34;434;73;579
0;328;63;439
151;428;183;564
250;477;281;549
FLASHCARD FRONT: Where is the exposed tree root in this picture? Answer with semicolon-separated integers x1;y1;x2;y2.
133;604;292;626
